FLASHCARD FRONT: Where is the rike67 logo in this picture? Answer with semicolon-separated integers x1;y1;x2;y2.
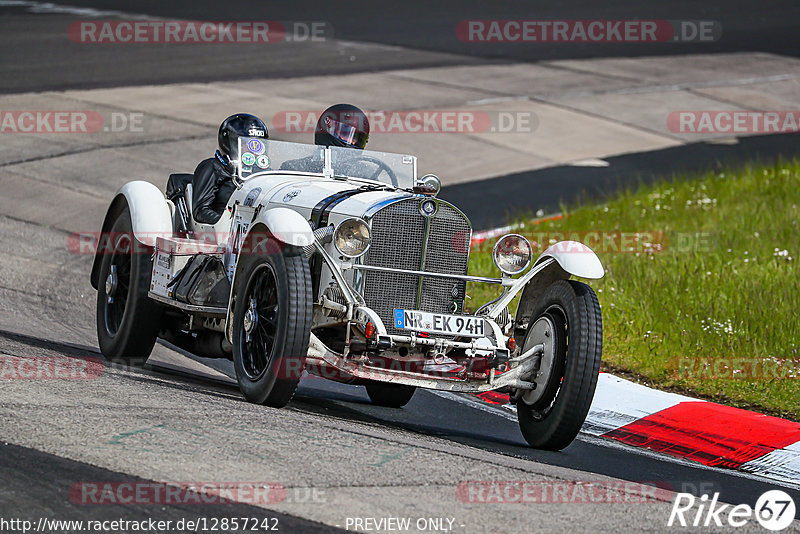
668;490;796;531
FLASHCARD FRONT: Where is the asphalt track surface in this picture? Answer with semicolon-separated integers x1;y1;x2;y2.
1;2;800;533
1;442;345;533
1;0;799;93
1;327;798;528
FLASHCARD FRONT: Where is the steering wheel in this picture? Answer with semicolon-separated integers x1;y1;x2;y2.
347;155;399;187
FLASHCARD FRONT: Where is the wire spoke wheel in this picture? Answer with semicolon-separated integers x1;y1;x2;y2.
240;264;279;380
96;206;162;366
103;234;132;336
232;233;312;408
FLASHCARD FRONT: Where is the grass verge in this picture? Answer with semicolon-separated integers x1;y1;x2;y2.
467;160;800;420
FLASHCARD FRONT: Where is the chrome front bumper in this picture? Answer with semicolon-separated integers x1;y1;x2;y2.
306;333;542;392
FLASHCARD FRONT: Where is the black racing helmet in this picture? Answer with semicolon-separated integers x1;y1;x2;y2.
218;113;268;164
314;104;369;149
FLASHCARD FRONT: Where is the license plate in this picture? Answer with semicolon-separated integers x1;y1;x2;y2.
394;309;486;338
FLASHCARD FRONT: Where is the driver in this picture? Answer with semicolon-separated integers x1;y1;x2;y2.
192;113;268;224
280;103;370;173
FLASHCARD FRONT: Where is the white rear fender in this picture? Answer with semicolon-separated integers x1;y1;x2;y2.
535;240;604;279
90;181;173;289
254;207;314;247
118;181;174;246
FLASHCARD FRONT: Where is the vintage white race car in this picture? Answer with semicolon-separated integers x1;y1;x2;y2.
90;138;604;450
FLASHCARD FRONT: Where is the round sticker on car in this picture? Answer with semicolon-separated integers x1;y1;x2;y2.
241;152;256;166
256;155;270;168
247;139;265;154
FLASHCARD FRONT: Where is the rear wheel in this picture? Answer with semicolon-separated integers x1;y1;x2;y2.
232;236;312;408
515;280;602;450
365;382;416;408
96;207;162;365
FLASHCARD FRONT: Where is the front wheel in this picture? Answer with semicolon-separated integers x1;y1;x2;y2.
515;280;602;451
96;206;162;366
232;237;312;408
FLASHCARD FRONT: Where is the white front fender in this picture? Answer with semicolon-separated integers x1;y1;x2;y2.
535;240;604;279
256;207;314;247
500;241;603;333
476;240;604;323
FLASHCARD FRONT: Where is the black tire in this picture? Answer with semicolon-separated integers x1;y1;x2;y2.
365;382;416;408
96;207;162;366
516;280;602;451
232;236;312;408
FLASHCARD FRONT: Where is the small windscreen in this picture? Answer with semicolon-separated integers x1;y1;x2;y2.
237;138;416;189
329;145;416;188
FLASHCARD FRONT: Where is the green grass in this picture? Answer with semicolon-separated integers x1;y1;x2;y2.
467;160;800;420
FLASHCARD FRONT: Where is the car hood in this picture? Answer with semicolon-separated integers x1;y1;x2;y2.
244;175;411;218
266;179;359;210
233;173;419;221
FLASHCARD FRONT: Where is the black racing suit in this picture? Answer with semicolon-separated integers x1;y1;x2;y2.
192;155;236;225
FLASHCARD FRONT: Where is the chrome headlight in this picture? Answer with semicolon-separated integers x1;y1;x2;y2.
334;218;371;258
493;234;532;275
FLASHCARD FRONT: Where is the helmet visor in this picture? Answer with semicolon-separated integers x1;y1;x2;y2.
323;116;368;148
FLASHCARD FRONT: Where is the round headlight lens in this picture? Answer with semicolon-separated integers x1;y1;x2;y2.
493;234;532;275
334;218;371;258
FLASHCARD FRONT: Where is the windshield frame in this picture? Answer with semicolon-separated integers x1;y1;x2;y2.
236;138;417;189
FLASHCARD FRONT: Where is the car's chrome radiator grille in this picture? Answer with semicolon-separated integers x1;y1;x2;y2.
362;198;472;335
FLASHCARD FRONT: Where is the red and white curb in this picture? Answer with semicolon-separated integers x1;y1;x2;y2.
470;214;565;246
470;218;799;485
470;373;800;486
